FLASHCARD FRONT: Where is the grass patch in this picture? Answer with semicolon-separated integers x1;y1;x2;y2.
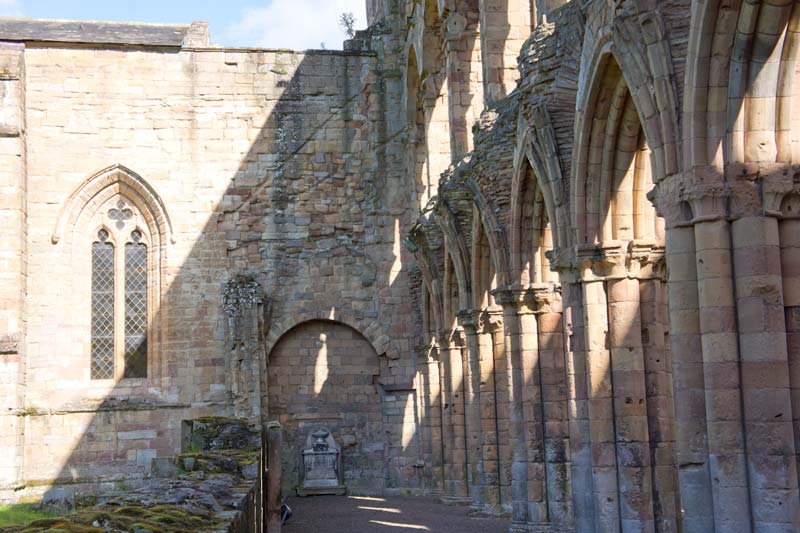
0;504;61;528
0;504;220;533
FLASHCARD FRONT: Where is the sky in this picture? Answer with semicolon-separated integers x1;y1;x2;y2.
0;0;367;50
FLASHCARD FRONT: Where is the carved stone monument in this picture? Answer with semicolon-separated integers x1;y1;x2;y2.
297;427;345;496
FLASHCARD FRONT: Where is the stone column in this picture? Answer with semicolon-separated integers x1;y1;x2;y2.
518;297;546;525
731;215;799;530
489;306;512;507
437;335;456;496
439;333;469;497
533;284;572;525
780;217;800;490
493;288;532;528
427;353;445;492
664;225;714;533
417;347;445;493
580;277;620;531
562;279;595;532
693;219;751;530
457;310;485;505
606;276;655;531
476;311;502;506
0;43;26;499
639;272;680;532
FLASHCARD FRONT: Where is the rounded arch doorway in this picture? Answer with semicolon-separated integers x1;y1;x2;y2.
267;319;384;494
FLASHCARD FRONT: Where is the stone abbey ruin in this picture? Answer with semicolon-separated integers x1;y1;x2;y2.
2;0;800;531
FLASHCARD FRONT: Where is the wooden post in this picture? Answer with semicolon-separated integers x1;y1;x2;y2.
266;421;282;532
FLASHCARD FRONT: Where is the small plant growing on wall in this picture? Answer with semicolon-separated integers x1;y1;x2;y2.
339;12;356;38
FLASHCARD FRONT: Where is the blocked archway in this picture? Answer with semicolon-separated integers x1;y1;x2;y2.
267;319;384;495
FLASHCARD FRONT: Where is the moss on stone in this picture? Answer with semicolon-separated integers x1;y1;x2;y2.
2;503;224;533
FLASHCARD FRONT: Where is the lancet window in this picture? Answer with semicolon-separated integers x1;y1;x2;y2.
90;198;150;380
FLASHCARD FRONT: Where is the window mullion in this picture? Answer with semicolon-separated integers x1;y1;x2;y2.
114;236;126;381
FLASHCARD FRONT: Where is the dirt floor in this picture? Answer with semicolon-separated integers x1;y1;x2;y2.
282;495;510;533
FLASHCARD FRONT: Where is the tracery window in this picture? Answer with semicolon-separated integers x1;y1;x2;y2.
90;198;149;380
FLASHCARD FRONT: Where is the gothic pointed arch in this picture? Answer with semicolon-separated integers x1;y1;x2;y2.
53;164;171;383
52;164;174;247
433;201;472;309
466;177;510;289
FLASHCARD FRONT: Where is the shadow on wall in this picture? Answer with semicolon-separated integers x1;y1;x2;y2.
25;34;421;503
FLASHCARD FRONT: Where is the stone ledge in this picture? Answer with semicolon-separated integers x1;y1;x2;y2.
0;17;207;47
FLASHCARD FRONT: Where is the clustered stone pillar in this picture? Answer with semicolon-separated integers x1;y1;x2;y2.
494;283;572;531
416;348;445;493
534;286;572;524
494;289;533;528
693;218;751;530
489;307;512;506
562;280;595;531
476;312;502;506
731;215;798;528
458;310;485;504
439;333;469;497
664;225;714;532
266;422;283;532
780;217;800;489
518;295;546;524
580;277;620;530
606;276;655;530
427;354;445;492
639;273;679;531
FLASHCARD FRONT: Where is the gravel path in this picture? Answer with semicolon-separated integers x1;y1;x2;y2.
282;495;510;533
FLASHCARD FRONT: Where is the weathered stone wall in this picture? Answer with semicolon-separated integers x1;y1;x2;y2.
8;1;800;531
2;18;419;501
0;42;26;497
268;320;384;494
401;0;800;531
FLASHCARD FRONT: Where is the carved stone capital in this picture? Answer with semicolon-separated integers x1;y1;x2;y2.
680;181;729;222
0;333;20;354
545;246;575;274
574;241;628;280
492;283;561;315
491;286;527;309
444;12;477;45
529;283;562;313
477;306;504;334
626;240;666;280
438;327;465;349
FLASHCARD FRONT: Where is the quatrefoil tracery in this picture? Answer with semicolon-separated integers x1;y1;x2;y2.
108;199;134;230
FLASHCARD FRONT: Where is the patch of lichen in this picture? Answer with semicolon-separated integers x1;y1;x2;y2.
176;448;259;477
0;503;221;533
187;417;260;454
178;449;258;464
193;416;241;425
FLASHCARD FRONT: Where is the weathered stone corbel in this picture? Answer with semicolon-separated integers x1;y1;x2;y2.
0;333;19;355
456;308;479;334
529;282;562;314
574;240;627;280
626;239;666;279
477;305;504;334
